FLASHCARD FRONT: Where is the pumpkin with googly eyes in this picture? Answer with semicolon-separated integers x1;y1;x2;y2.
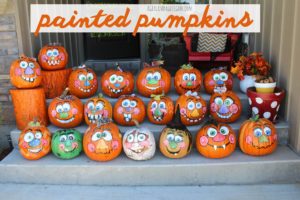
48;88;84;128
196;122;236;158
113;95;146;126
38;44;68;70
101;65;134;98
18;120;51;160
136;61;171;97
209;91;242;123
10;55;42;89
239;115;277;156
68;65;98;98
174;64;202;95
204;69;233;94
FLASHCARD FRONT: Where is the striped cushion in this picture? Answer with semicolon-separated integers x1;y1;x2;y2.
197;33;227;52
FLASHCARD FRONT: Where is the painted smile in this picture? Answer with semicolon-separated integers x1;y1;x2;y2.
46;59;61;66
21;75;37;82
207;141;230;150
28;147;42;153
123;113;132;122
145;85;160;90
78;84;96;93
152;113;165;121
216;112;233;119
251;141;275;149
179;84;198;90
57;117;75;124
166;148;181;155
107;85;125;94
181;113;201;123
130;146;146;153
86;113;103;123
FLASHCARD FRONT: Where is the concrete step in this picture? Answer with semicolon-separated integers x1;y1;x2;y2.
0;146;299;186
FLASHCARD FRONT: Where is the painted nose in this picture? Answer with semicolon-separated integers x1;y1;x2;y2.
24;67;34;75
186;81;192;86
213;133;226;142
219;105;229;114
125;107;132;112
29;139;41;147
154;108;162;116
191;109;199;117
114;83;120;88
216;80;224;85
84;80;90;86
59;112;69;119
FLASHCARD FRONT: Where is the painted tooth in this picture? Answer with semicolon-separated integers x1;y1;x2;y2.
222;144;226;150
214;145;217;150
95;115;98;119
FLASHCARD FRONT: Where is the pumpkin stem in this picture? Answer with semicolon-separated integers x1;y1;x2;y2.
96;117;112;127
151;60;164;67
150;92;165;101
28;118;41;127
116;63;123;72
250;113;260;122
180;63;193;70
98;93;103;98
60;88;69;98
132;119;140;127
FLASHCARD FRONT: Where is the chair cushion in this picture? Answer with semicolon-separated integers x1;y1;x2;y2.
197;33;227;52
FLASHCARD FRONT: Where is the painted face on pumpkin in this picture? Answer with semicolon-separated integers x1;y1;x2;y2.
148;96;174;124
85;99;111;124
51;101;78;124
14;58;41;83
204;70;233;94
246;124;277;149
104;74;128;94
143;70;164;90
41;48;66;66
21;129;48;154
74;69;97;93
174;65;202;94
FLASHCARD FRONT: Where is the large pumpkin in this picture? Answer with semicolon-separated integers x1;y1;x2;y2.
113;94;146;126
174;64;202;95
10;55;42;89
239;115;277;156
175;91;207;126
84;94;112;125
136;61;171;97
83;119;122;161
209;91;242;123
38;43;68;70
147;94;174;125
68;65;98;98
196;122;236;158
48;88;83;128
101;65;134;98
18;120;51;160
204;69;233;94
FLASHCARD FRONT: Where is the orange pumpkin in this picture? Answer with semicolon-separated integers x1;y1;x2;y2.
196;122;236;158
83;119;122;161
174;64;202;95
113;94;146;126
239;115;278;156
10;55;42;89
147;94;174;125
68;65;98;98
209;91;242;123
175;91;207;126
38;43;68;70
48;88;83;128
101;64;134;98
84;94;112;125
136;61;171;97
18;120;51;160
204;69;233;94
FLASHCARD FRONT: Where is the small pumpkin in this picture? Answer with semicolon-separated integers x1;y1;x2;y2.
123;120;156;161
48;88;83;128
68;65;98;98
159;107;192;159
51;129;82;159
113;94;146;126
174;64;202;95
84;94;112;125
204;69;233;94
83;118;122;161
101;64;134;98
18;120;51;160
147;93;174;125
239;115;278;156
175;91;207;126
196;121;236;158
209;91;242;123
38;43;68;70
10;55;42;89
136;61;171;97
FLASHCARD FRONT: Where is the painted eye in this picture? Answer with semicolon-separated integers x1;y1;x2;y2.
138;134;146;142
153;72;161;80
264;127;272;136
130;100;137;108
127;134;134;143
220;126;229;135
254;128;263;137
159;102;166;109
146;73;153;81
19;61;28;69
213;74;220;81
174;135;183;143
68;134;75;140
224;98;233;106
196;102;202;109
182;73;189;81
24;132;34;143
28;62;35;68
151;102;158;109
187;101;195;110
96;102;104;111
62;103;71;112
35;132;42;139
214;97;223;105
87;73;94;81
87;102;95;110
207;128;218;137
78;74;86;81
102;131;112;141
52;49;59;56
167;134;175;141
220;72;228;81
92;132;102;141
109;74;117;83
189;73;197;81
60;135;67;142
121;99;130;107
56;105;63;113
46;50;53;57
117;76;124;82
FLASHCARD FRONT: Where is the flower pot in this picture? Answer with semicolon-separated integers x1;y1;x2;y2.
240;75;256;93
254;82;276;93
247;87;285;123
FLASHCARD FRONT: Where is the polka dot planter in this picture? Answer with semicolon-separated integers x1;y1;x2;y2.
247;87;285;123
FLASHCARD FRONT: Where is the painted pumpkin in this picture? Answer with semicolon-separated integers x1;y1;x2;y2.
18;120;51;160
196;122;236;158
38;43;68;70
51;129;82;159
10;55;42;89
239;115;278;156
48;88;83;128
204;69;233;94
68;65;98;98
174;64;202;95
113;94;146;126
136;61;171;97
175;91;207;126
209;91;242;123
147;94;174;125
101;64;134;98
123;121;156;161
159;107;192;159
83;119;122;161
84;94;112;125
